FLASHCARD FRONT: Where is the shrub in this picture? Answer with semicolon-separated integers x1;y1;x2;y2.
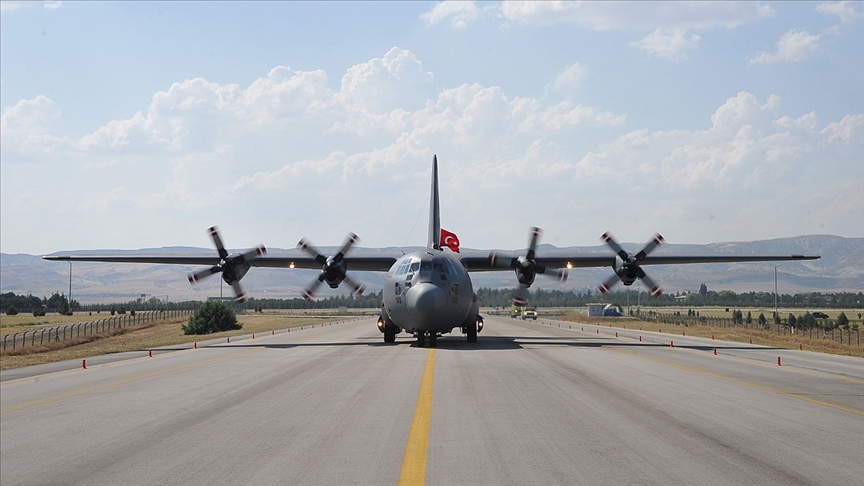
6;305;18;315
33;307;46;317
183;301;241;335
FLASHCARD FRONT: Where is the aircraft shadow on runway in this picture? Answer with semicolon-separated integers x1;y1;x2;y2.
223;336;766;353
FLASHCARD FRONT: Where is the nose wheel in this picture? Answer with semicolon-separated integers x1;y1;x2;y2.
416;331;437;348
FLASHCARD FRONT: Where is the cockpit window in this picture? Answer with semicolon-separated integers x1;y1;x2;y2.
409;261;420;273
420;261;433;272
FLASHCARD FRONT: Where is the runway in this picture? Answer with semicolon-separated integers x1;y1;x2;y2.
2;315;862;486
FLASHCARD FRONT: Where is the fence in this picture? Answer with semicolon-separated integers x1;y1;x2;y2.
1;308;197;352
636;312;861;346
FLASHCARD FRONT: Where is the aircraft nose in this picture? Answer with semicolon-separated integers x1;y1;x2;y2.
406;283;447;318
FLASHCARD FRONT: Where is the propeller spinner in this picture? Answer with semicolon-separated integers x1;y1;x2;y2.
598;232;664;297
187;226;266;304
488;227;569;306
297;232;366;300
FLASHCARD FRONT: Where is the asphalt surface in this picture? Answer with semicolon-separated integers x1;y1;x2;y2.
1;315;862;486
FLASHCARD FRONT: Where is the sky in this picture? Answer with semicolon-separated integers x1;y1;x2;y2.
1;1;862;256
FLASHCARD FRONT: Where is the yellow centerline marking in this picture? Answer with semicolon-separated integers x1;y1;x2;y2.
398;348;436;486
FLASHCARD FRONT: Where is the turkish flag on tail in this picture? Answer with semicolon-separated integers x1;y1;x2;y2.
440;228;460;253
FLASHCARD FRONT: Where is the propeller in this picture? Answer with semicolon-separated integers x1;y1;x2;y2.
488;227;569;306
597;232;664;297
187;226;267;304
297;232;366;300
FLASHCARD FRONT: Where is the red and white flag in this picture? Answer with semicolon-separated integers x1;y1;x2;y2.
440;228;460;253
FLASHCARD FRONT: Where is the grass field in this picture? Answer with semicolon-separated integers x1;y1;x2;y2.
0;313;361;370
0;312;113;332
556;311;864;359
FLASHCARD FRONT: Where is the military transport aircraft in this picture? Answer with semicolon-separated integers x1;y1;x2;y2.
44;155;820;347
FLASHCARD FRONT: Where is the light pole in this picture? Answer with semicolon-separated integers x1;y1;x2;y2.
774;264;782;333
68;262;73;315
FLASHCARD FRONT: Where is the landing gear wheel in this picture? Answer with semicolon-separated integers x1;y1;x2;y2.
417;332;426;348
466;323;477;343
383;327;396;343
428;332;437;348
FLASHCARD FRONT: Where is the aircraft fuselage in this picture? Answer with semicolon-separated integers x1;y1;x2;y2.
380;249;479;342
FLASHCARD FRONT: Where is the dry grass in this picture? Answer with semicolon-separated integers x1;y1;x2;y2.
0;313;363;370
556;314;864;358
0;312;112;333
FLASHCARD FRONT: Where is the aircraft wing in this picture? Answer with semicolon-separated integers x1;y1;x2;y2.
458;252;819;272
42;252;400;272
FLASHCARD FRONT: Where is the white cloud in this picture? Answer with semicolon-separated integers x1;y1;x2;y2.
547;62;586;92
749;29;824;65
0;1;61;11
421;1;481;28
1;45;861;253
631;28;701;61
576;92;858;193
499;1;773;30
815;1;864;23
0;95;68;154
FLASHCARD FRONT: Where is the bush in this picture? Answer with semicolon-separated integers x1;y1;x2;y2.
6;305;18;315
183;301;241;335
33;307;46;317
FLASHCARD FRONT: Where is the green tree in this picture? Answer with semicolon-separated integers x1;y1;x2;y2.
745;311;752;325
787;313;797;328
183;301;241;335
58;299;70;316
6;304;18;315
837;312;849;329
699;283;708;296
758;313;767;328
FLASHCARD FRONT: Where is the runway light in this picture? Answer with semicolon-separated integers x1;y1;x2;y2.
566;262;573;269
289;262;295;269
713;347;717;355
777;356;782;366
82;359;87;369
670;341;674;348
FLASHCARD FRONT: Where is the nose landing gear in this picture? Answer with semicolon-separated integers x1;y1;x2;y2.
416;331;437;348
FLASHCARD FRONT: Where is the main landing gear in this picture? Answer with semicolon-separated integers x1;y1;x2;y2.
416;331;437;348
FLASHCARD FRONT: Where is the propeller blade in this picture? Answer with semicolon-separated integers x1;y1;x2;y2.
334;233;360;262
209;226;229;260
240;245;267;262
188;265;221;284
297;238;327;265
301;274;327;301
600;232;629;261
229;280;247;304
639;272;663;297
598;273;620;295
341;274;366;297
488;251;515;269
635;234;664;261
512;284;531;307
527;227;542;260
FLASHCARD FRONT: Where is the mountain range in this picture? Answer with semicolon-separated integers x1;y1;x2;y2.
1;235;861;304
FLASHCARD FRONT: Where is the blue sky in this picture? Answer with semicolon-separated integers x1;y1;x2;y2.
1;1;862;255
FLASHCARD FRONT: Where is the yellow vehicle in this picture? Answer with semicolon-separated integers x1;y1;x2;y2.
521;306;537;320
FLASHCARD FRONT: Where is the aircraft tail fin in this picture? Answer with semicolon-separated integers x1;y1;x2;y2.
428;155;441;250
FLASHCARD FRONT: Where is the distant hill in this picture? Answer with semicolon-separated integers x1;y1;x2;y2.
1;235;861;304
